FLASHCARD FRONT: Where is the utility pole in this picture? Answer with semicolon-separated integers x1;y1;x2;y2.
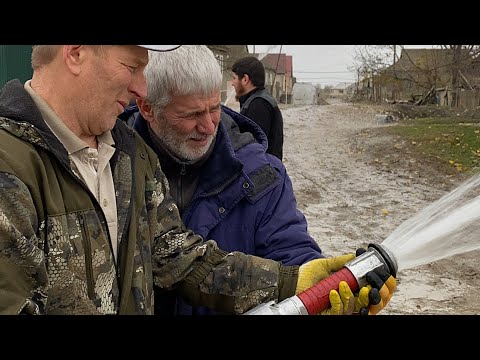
392;45;397;102
271;45;283;101
356;69;360;94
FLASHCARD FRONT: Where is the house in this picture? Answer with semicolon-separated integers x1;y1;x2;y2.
207;45;249;107
330;82;353;97
376;48;472;103
206;48;295;106
254;53;294;104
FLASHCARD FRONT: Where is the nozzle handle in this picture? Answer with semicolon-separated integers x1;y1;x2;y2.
296;267;358;315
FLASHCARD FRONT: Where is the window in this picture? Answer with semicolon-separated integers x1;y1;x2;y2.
215;54;224;74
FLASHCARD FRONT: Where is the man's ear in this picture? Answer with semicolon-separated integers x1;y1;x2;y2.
63;45;84;76
242;74;250;86
137;98;155;123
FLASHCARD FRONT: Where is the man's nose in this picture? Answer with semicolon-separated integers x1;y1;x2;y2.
197;113;216;134
129;74;147;99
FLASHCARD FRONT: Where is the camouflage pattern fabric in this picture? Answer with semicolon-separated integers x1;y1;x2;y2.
0;112;298;315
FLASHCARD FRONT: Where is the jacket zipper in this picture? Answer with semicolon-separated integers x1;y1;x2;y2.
79;214;95;300
177;164;186;211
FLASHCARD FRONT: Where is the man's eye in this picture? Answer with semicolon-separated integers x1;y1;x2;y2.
123;63;137;73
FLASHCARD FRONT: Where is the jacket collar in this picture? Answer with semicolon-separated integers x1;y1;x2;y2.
238;86;265;108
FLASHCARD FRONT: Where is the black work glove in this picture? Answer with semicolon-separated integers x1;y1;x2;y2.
355;248;397;315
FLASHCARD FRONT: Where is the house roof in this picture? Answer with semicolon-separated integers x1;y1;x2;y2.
255;53;292;75
387;48;471;74
333;82;353;90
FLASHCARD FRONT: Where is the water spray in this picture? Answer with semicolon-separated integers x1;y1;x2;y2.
245;172;480;315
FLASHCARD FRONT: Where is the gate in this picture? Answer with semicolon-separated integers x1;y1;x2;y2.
0;45;33;88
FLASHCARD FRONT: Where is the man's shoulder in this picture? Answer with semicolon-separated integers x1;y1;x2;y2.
246;97;277;119
249;95;276;107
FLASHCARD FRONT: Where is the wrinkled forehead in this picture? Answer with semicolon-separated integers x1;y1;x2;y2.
115;45;149;66
164;92;221;112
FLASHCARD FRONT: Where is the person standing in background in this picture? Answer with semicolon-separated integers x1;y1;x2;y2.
232;56;284;161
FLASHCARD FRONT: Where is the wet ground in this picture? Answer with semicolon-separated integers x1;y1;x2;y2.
282;100;480;315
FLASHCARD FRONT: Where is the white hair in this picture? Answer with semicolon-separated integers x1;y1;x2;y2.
144;45;223;114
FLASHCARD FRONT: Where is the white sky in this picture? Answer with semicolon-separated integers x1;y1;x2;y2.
248;45;437;87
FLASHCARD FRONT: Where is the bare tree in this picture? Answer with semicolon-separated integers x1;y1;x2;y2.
439;45;480;106
349;46;393;101
351;45;480;105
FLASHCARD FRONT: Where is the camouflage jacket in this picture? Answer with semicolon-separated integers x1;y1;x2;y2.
0;80;299;315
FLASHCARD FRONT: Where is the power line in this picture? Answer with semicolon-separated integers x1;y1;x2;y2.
295;70;355;74
296;77;356;80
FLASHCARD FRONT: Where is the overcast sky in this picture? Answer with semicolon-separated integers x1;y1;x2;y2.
247;45;437;87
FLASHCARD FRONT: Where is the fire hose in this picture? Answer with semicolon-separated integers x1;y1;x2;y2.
244;243;398;315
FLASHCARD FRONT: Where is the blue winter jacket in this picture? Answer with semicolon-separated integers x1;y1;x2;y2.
123;105;323;315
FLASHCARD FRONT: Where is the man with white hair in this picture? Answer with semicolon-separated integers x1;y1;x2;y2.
122;45;396;315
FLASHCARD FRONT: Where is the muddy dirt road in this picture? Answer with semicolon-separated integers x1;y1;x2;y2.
282;101;480;315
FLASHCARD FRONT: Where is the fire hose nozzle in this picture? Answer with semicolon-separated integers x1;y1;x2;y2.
244;244;398;315
346;244;397;288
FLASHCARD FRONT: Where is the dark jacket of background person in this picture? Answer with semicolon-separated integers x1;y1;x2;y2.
239;87;284;161
0;80;299;315
123;105;322;315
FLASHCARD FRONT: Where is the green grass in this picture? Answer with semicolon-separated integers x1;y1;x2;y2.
386;117;480;173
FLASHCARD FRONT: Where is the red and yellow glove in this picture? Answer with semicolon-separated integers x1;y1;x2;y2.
296;254;355;294
296;254;357;315
321;280;356;315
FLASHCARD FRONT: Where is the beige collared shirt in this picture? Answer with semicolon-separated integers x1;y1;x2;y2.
25;81;119;262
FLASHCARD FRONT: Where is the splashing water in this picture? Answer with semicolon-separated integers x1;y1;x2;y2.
382;173;480;272
223;87;237;107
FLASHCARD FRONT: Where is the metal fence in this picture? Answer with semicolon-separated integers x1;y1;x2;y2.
0;45;33;88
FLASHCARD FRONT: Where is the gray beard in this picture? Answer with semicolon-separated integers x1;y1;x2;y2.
158;125;218;162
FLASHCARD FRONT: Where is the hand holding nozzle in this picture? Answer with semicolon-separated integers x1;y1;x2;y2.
295;254;357;315
296;245;397;315
354;247;397;315
362;267;397;315
244;245;397;315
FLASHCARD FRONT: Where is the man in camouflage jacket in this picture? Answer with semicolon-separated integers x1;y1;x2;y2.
0;45;299;315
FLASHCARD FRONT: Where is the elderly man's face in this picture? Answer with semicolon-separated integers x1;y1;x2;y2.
84;45;149;135
151;92;221;161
